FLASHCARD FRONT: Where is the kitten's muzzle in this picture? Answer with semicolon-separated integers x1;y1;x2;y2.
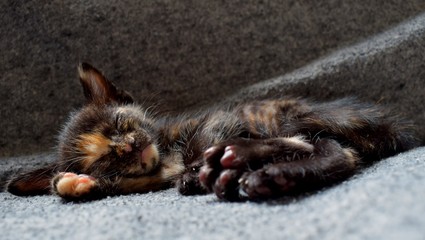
113;133;148;156
114;142;134;156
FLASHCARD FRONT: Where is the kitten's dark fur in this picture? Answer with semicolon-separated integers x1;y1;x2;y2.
6;63;418;201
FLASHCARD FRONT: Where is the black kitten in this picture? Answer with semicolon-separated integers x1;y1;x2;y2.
6;63;418;201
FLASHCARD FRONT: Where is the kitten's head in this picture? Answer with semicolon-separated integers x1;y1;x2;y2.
57;63;160;178
7;63;160;195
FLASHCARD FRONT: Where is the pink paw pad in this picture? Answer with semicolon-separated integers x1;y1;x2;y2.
56;172;96;197
218;170;232;186
63;172;77;178
203;146;218;159
220;146;239;168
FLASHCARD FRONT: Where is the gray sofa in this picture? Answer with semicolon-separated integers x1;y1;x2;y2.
1;1;424;239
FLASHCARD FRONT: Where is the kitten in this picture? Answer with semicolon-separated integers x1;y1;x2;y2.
6;63;418;201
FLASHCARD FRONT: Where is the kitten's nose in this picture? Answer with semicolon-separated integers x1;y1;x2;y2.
123;134;135;153
115;143;133;156
123;143;133;153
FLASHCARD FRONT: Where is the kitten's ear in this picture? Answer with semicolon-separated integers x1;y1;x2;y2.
6;164;57;196
78;63;134;105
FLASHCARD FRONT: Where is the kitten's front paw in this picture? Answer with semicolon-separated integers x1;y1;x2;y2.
52;172;97;200
199;137;311;201
199;147;293;201
199;143;251;201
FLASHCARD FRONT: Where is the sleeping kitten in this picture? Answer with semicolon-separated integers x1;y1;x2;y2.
6;63;418;201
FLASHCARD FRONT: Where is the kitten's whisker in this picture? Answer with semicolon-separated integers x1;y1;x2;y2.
312;129;326;142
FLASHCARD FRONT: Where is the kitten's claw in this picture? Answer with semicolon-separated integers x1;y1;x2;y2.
53;172;97;199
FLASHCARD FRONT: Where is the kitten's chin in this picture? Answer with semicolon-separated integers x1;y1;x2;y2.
139;144;160;173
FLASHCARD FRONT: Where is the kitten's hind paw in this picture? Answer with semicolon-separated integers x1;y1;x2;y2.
52;172;97;200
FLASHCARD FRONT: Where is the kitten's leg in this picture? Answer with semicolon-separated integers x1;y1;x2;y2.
177;136;314;196
200;136;315;194
6;164;57;196
238;140;357;199
288;99;418;159
200;137;359;201
52;172;172;201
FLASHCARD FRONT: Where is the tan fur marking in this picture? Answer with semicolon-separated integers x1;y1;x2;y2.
160;156;185;180
343;148;359;167
171;124;181;140
243;106;259;134
284;136;314;152
266;107;277;130
262;102;279;133
78;133;112;168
